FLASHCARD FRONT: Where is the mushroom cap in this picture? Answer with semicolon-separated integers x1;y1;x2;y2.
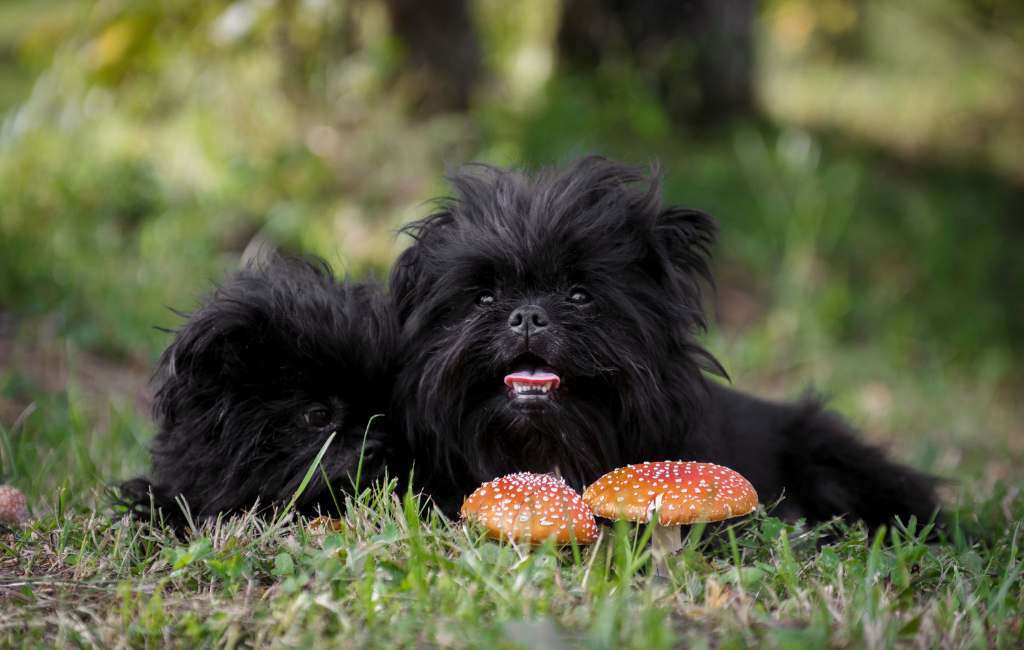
461;473;598;545
0;485;29;526
583;461;758;525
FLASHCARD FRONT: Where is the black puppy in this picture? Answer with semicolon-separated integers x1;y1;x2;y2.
122;256;399;530
392;156;939;528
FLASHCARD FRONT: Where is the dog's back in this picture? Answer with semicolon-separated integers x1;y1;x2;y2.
694;382;939;529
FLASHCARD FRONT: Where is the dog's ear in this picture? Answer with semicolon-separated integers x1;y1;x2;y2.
648;204;727;377
152;256;323;425
391;210;452;319
655;206;717;286
651;205;718;321
390;243;422;315
152;290;273;429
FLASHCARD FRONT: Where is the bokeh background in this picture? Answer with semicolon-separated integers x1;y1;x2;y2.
0;0;1021;515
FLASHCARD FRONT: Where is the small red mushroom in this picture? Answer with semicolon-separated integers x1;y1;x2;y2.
0;485;29;526
583;461;758;575
462;472;598;545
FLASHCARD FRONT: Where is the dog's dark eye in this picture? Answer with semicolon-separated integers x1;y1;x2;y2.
476;292;496;307
304;407;333;428
568;288;592;304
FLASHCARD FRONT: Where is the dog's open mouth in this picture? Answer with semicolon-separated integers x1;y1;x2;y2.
504;353;560;400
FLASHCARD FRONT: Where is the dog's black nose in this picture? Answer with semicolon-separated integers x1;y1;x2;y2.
508;305;549;337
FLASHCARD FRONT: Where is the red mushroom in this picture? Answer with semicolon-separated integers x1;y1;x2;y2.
583;461;758;575
462;472;598;545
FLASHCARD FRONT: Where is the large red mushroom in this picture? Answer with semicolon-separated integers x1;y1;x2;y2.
583;461;758;575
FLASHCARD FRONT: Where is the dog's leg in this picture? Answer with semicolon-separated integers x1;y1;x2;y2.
119;477;190;533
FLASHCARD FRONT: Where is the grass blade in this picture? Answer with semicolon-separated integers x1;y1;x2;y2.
352;414;383;497
276;431;336;525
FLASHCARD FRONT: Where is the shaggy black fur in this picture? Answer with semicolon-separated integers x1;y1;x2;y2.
121;257;400;530
392;155;940;528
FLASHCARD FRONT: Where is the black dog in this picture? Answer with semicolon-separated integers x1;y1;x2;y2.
392;156;939;528
122;256;399;530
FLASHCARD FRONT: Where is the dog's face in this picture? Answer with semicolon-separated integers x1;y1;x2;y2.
143;258;399;522
393;157;721;493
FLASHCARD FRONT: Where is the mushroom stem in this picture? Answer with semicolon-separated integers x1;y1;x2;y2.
651;523;682;577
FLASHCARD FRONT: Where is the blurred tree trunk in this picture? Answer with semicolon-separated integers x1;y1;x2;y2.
386;0;481;114
558;0;758;125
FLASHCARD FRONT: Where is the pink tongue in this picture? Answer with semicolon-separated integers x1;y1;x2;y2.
504;370;561;389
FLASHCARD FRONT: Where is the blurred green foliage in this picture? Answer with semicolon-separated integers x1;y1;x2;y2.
0;0;473;354
0;0;1020;441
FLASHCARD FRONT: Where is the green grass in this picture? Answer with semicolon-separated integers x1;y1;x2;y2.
1;453;1022;648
